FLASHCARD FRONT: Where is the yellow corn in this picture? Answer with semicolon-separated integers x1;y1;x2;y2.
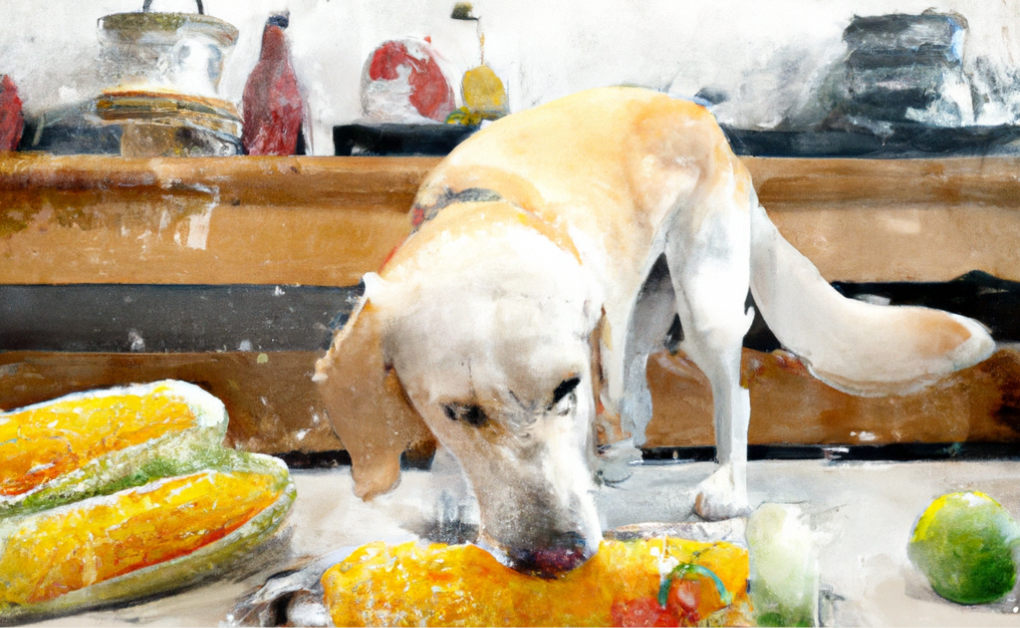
323;537;752;627
0;383;210;497
0;470;282;606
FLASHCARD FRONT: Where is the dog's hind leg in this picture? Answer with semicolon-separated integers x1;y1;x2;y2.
664;208;755;521
598;254;680;484
619;253;679;445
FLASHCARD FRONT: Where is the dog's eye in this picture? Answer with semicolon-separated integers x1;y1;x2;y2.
550;377;580;407
443;402;488;427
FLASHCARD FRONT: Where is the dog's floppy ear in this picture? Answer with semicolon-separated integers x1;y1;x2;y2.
589;307;629;446
314;274;433;500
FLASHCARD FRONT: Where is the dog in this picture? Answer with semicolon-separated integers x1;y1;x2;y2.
314;87;994;577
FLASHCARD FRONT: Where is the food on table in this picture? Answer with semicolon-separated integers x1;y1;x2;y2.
0;381;295;622
1;381;222;493
908;491;1020;605
322;537;752;627
746;503;819;626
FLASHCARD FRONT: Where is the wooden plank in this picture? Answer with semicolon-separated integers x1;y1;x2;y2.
745;156;1020;210
748;157;1020;282
3;348;1017;456
0;351;343;455
644;347;1020;448
766;204;1020;282
0;155;433;286
2;155;1020;285
0;200;411;286
0;154;437;208
5;154;1019;211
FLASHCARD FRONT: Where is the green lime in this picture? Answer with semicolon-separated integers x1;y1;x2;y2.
908;491;1020;605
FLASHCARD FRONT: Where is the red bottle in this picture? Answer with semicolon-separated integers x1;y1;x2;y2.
242;14;303;156
0;75;23;152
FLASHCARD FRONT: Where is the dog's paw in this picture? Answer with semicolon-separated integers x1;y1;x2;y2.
694;466;750;521
596;440;642;486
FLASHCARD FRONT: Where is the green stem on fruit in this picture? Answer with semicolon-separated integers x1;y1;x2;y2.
658;563;733;608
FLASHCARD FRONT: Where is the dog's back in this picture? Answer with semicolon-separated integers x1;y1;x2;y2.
410;87;745;300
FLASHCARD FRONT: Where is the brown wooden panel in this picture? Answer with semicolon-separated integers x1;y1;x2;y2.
746;157;1020;282
3;347;1018;456
2;155;1020;285
765;204;1020;283
0;155;434;286
644;347;1020;448
0;351;342;455
0;154;438;208
0;200;410;286
745;156;1020;210
747;157;1020;282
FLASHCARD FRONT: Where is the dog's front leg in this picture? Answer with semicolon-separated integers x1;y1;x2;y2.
694;380;750;520
683;323;752;521
666;212;754;521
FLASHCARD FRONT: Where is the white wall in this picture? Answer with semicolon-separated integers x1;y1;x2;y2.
1;0;1018;154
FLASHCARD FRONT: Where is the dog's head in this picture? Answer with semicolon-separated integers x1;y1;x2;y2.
316;207;606;576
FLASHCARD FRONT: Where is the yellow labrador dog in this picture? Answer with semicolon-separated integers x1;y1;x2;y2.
315;87;993;576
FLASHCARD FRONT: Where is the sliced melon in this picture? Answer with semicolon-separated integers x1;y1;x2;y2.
322;537;752;627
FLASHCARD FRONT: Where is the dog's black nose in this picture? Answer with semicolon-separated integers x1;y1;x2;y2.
501;533;595;578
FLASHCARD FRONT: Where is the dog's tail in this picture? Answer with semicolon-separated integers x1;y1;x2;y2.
749;201;994;395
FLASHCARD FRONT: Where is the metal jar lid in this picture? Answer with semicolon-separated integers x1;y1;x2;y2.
99;0;238;47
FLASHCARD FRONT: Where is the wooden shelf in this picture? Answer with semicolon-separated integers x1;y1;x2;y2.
0;155;435;286
2;154;1020;285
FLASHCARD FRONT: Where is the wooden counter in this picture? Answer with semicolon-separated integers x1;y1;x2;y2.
3;154;1020;285
2;154;1019;456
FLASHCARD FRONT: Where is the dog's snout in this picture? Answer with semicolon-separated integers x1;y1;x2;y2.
500;532;596;578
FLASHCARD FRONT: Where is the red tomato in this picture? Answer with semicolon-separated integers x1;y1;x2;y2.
666;579;702;624
611;597;680;627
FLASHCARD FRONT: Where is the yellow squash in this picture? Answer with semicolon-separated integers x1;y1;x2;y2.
0;470;283;606
322;537;753;627
0;381;226;498
0;381;294;622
